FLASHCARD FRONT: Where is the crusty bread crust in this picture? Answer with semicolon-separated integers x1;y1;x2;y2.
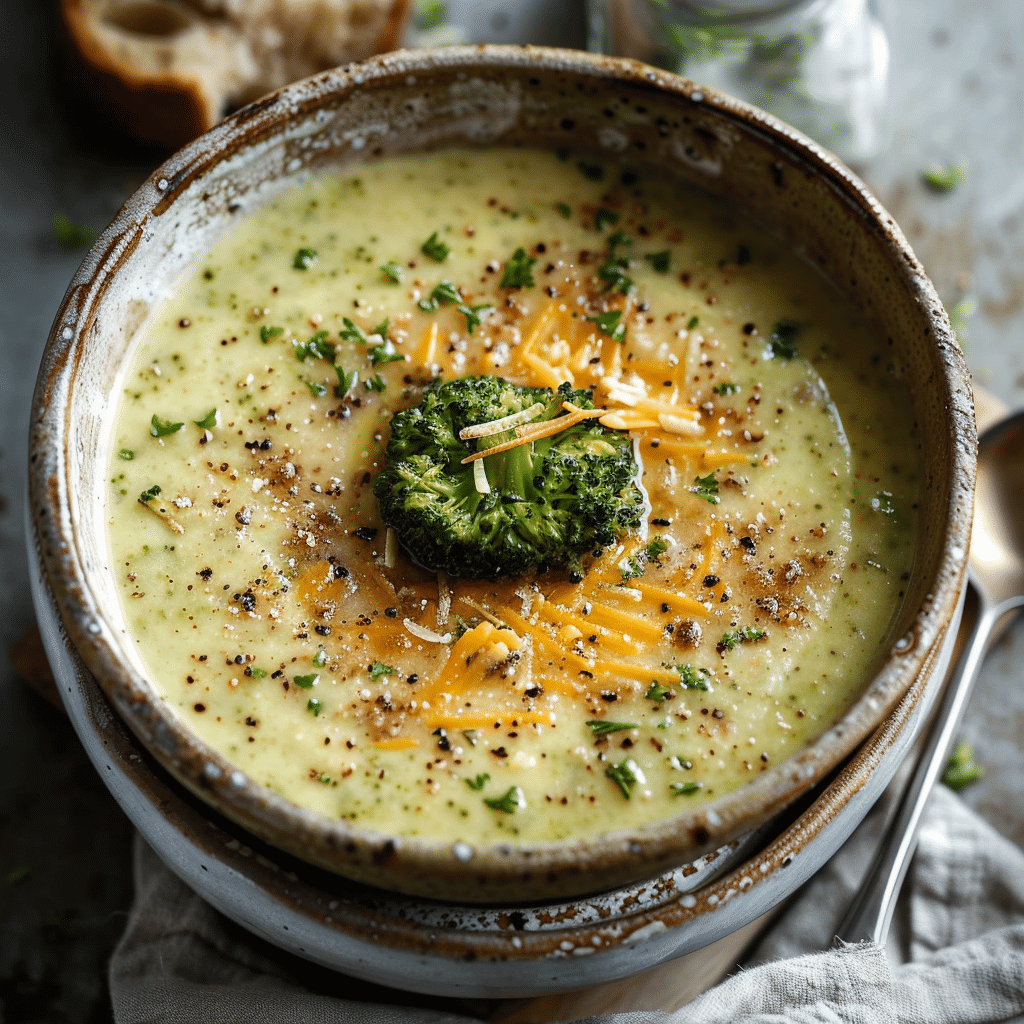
60;0;410;150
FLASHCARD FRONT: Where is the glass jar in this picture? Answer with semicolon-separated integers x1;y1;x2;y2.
587;0;889;166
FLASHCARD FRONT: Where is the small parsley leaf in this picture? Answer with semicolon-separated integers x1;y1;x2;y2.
307;698;323;717
718;626;767;650
713;381;740;396
380;261;404;283
767;320;799;360
369;661;395;679
150;414;184;438
421;231;450;262
119;448;135;461
458;303;494;334
691;472;719;504
305;378;328;398
418;279;461;312
293;246;318;270
671;781;704;796
363;374;387;392
606;760;638;799
293;673;318;689
586;720;638;736
368;339;405;365
644;250;672;273
334;365;358;397
483;786;521;813
193;408;217;429
466;773;490;791
139;484;161;503
501;247;536;288
259;324;284;344
586;309;626;342
556;202;572;219
339;317;368;344
595;207;619;231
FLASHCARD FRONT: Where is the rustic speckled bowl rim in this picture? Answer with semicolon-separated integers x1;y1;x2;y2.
29;44;976;902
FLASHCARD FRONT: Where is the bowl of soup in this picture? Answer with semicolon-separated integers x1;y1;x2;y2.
29;45;974;905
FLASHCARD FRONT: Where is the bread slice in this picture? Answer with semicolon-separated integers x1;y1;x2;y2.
60;0;411;150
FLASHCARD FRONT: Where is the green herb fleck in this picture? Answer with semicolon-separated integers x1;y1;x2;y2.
647;535;669;561
415;0;445;29
644;250;672;273
942;741;984;792
691;472;719;504
307;698;323;717
687;315;699;330
595;208;619;231
418;279;461;312
118;448;135;461
421;231;450;262
313;647;327;668
719;626;767;650
598;255;633;295
578;161;604;181
381;260;404;283
150;414;184;438
556;202;572;219
713;381;740;396
922;161;966;193
294;330;335;362
671;781;703;796
319;772;332;784
458;303;494;334
586;309;626;342
369;339;405;365
293;673;318;689
363;374;387;392
193;408;217;429
249;668;267;679
483;786;521;813
669;755;694;770
305;378;329;398
607;229;632;250
871;490;895;514
586;720;638;736
466;773;490;791
664;663;711;690
645;681;672;702
335;366;358;397
260;325;284;344
767;320;799;360
605;760;638;798
293;246;318;270
53;212;97;251
370;661;395;679
339;317;368;345
501;247;536;288
139;484;161;503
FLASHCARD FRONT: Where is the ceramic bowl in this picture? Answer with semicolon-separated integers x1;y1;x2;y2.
29;45;975;904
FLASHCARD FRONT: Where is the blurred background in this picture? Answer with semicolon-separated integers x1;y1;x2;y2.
3;0;1023;1019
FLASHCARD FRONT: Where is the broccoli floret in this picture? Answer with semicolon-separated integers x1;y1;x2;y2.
373;376;646;579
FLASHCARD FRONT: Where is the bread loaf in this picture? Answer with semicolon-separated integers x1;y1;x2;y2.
60;0;411;150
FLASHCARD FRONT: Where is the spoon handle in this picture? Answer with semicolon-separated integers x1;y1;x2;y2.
836;590;1003;946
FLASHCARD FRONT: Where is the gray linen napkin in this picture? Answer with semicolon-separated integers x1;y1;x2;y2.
109;786;1024;1024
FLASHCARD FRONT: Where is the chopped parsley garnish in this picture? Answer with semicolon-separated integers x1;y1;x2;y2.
607;229;632;250
415;0;445;28
150;414;184;438
942;741;984;791
421;231;450;262
922;161;966;193
713;381;740;396
483;786;521;813
691;472;719;504
871;490;895;514
686;315;699;330
606;760;638;798
193;408;217;428
334;366;358;397
313;647;327;668
418;279;461;312
458;303;494;334
719;626;767;650
306;698;323;717
118;448;135;461
363;373;387;392
500;247;536;288
645;681;672;702
293;673;318;689
294;330;335;362
556;202;572;219
249;667;267;679
53;212;97;251
598;255;633;295
586;720;638;736
577;160;604;181
339;317;368;345
586;309;626;342
304;379;328;398
664;663;711;691
647;535;669;561
671;781;703;796
595;208;619;231
139;484;161;503
622;537;665;580
369;661;395;679
767;320;799;360
293;246;318;270
368;338;404;365
644;250;672;273
259;324;283;344
466;773;490;791
380;260;404;283
736;243;752;265
669;755;694;770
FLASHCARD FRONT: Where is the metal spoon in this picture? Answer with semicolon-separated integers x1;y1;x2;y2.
838;408;1024;945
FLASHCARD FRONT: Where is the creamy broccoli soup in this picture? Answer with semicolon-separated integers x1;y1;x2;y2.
107;148;919;845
